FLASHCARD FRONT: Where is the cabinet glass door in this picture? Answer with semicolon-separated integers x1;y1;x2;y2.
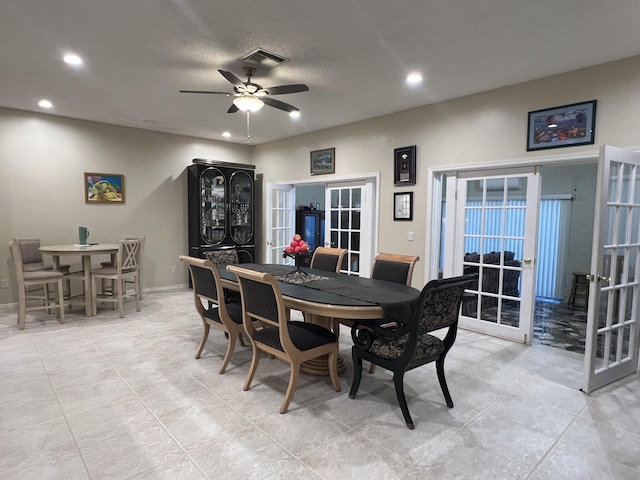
200;168;226;245
229;170;253;244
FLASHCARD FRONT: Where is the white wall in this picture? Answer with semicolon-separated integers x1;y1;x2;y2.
252;56;640;287
0;108;250;304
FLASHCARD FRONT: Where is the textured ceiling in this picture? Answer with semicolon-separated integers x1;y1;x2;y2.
2;0;640;145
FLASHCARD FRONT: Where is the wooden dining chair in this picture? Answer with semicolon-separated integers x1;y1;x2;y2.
180;255;254;373
91;238;142;317
349;273;476;429
227;265;341;414
16;237;73;298
9;239;65;330
101;235;145;300
310;247;347;273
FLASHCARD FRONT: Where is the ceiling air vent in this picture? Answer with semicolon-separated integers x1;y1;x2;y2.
242;49;288;69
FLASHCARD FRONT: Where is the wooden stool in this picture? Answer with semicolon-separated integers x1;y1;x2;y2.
569;272;589;310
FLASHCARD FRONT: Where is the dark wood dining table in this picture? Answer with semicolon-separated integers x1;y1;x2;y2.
218;263;421;374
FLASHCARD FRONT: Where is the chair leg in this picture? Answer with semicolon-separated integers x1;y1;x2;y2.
134;275;141;312
195;322;210;359
436;357;454;408
56;278;65;324
281;363;301;414
393;371;414;430
243;345;261;391
117;278;124;318
238;332;246;347
219;330;237;375
348;349;363;399
17;286;27;330
92;276;98;316
368;363;377;374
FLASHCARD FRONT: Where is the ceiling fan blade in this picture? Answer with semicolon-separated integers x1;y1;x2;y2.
218;69;246;89
262;96;299;113
179;90;231;95
227;104;239;113
263;84;309;95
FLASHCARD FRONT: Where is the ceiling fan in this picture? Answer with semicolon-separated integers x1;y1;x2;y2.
179;66;309;114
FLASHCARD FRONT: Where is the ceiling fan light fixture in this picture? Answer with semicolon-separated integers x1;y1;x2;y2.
233;95;264;112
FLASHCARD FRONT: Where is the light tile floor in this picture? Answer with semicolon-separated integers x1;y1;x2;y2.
1;287;639;480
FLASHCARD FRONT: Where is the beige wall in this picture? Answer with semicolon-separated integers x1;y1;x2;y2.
0;108;250;304
252;56;640;286
3;55;640;304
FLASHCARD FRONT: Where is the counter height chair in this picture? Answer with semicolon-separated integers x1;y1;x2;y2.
101;235;145;300
349;273;476;429
9;239;65;330
310;247;347;273
16;237;73;298
227;265;341;414
91;239;142;317
179;255;255;373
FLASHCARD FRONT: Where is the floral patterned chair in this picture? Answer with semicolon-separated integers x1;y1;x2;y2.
349;273;477;429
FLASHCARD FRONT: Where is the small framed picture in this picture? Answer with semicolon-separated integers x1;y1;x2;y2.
527;100;597;151
394;192;413;221
310;148;335;175
394;145;416;186
85;172;125;203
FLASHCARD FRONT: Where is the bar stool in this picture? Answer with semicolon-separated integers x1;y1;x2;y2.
569;272;589;310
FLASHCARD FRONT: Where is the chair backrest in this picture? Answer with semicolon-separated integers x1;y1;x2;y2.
371;252;420;286
117;239;142;274
310;247;347;273
16;237;44;266
9;239;26;282
205;248;239;267
227;265;294;350
179;254;225;302
124;235;145;261
417;273;477;334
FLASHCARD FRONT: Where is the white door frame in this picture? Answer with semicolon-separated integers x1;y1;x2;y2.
265;172;380;267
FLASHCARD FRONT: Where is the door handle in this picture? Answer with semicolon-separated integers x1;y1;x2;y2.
585;274;610;282
521;258;532;264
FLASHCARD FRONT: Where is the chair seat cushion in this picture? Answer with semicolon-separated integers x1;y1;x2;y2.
369;332;444;360
203;301;243;325
23;270;64;280
254;322;337;352
91;266;136;276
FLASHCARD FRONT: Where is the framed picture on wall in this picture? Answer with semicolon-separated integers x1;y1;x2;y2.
310;148;335;175
394;145;416;186
394;192;413;221
85;172;125;203
527;100;597;151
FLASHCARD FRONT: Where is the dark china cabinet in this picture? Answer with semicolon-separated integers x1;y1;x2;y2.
187;159;255;263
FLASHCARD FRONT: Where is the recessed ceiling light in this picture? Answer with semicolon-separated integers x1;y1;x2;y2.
38;99;53;109
222;131;231;137
63;53;83;66
289;110;300;118
406;72;423;84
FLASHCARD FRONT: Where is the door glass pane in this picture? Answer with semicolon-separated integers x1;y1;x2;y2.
340;211;349;229
341;190;350;208
331;211;338;229
200;168;225;245
351;232;360;251
331;190;339;208
352;189;361;208
352;210;361;229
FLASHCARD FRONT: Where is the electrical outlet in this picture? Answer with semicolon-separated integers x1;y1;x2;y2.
408;231;414;241
1;279;8;289
172;266;177;273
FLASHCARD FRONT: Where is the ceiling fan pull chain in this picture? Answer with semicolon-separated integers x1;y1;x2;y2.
246;111;251;144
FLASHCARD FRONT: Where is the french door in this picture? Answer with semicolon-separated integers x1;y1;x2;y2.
450;168;540;342
325;182;374;277
583;145;640;393
265;183;295;264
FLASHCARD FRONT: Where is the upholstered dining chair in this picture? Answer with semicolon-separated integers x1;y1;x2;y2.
16;237;73;298
310;247;347;273
349;273;476;429
91;238;142;317
227;265;341;414
180;255;254;373
204;248;241;303
101;235;145;300
9;239;65;330
342;252;420;371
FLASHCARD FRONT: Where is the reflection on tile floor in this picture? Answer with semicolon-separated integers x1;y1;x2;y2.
1;288;639;479
533;300;588;353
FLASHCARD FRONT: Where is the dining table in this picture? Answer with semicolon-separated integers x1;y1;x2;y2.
39;244;120;316
218;263;421;375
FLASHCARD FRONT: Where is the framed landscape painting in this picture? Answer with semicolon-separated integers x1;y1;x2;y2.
310;148;335;175
85;172;125;203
